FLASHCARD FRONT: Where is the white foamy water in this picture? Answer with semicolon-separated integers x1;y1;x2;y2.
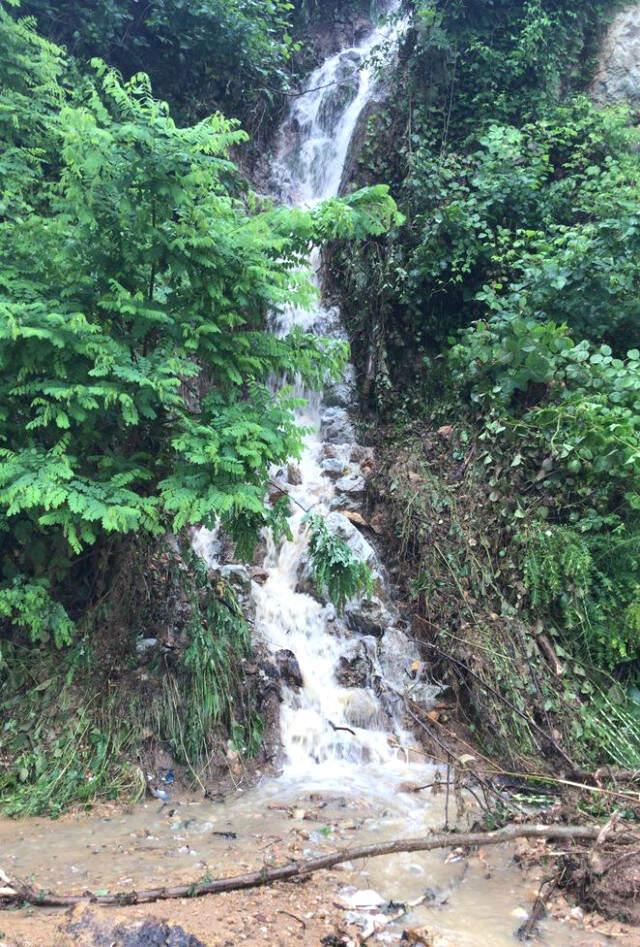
223;5;432;793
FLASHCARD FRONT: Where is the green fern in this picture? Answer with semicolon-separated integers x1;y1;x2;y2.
307;514;373;612
523;525;592;619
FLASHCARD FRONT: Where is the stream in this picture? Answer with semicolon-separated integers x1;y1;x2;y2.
0;9;613;947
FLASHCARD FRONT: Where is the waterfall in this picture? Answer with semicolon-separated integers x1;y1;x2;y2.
198;5;432;795
252;8;435;792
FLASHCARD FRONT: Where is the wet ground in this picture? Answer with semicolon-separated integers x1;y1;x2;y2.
0;780;629;946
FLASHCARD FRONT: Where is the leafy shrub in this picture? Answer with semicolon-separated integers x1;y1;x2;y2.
307;514;373;610
18;0;299;125
523;526;592;616
0;8;401;651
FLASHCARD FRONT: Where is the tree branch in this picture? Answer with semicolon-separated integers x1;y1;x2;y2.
0;824;609;909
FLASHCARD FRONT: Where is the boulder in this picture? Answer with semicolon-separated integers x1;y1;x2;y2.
345;594;396;637
592;5;640;105
377;626;421;691
220;564;251;597
378;627;444;708
350;445;375;464
287;462;302;485
325;511;376;565
341;687;384;729
324;381;354;408
335;473;366;496
321;406;355;444
335;637;376;688
330;493;365;513
321;457;348;479
275;648;304;689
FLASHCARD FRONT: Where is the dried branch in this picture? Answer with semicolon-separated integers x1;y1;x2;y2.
0;824;607;909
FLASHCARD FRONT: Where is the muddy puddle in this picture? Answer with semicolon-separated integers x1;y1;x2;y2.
0;778;617;946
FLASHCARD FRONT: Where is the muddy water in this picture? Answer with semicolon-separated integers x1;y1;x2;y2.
0;8;616;947
0;785;610;946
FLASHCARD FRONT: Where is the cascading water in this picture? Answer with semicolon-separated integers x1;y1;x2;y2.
245;8;433;791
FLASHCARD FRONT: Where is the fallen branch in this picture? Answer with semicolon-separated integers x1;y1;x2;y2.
329;720;357;737
0;824;606;908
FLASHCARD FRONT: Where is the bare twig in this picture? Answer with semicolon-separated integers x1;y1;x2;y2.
329;720;357;737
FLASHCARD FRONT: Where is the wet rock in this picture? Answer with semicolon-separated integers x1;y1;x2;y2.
377;627;421;689
307;304;346;338
350;444;374;464
321;457;348;479
287;462;302;485
378;627;444;708
592;6;640;105
66;914;206;947
295;556;315;597
136;637;158;655
330;493;363;513
341;688;384;729
220;563;251;597
321;406;355;444
335;638;376;688
321;443;338;460
345;593;396;637
275;648;304;689
335;473;366;497
324;381;354;408
325;511;376;565
318;52;361;132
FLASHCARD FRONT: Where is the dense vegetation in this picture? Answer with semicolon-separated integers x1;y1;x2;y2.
4;0;640;811
333;0;640;767
0;0;395;811
18;0;379;132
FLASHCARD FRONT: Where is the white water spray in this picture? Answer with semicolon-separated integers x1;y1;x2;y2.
199;6;430;795
254;8;433;793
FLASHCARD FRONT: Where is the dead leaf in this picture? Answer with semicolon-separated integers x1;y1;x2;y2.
402;925;435;945
458;753;476;767
342;510;368;528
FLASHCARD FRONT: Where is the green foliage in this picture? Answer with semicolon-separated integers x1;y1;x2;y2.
0;663;143;817
307;514;373;611
18;0;299;125
450;318;640;504
0;578;73;657
332;0;640;766
158;552;260;771
0;1;63;217
0;540;260;815
0;11;400;654
523;526;592;614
